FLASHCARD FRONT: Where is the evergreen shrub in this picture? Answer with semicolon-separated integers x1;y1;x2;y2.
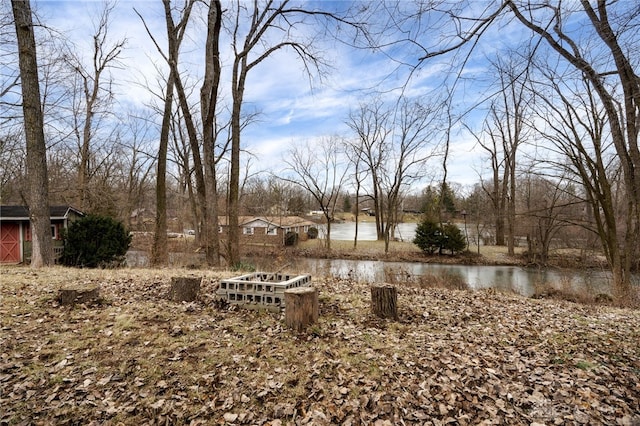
307;227;319;239
413;218;466;255
61;214;132;267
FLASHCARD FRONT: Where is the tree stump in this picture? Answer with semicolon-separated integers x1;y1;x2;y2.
58;285;100;306
170;277;201;302
371;284;398;320
284;287;318;332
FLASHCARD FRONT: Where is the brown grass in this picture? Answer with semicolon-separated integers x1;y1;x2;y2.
384;265;469;291
532;278;640;308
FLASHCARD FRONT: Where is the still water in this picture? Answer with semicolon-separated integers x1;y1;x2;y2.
287;257;618;297
325;222;418;241
312;222;632;296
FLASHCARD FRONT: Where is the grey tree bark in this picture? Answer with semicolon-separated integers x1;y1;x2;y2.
199;0;223;266
138;0;196;266
11;0;53;267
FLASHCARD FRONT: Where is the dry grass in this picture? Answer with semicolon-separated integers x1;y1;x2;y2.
299;238;422;254
384;265;469;291
532;277;640;308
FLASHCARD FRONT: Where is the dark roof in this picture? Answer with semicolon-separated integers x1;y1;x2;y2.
0;205;84;220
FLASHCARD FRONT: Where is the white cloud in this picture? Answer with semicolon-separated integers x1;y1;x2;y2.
30;0;540;188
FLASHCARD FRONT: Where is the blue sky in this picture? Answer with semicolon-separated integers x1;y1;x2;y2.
28;0;529;189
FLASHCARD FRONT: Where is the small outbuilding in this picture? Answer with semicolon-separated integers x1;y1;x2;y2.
0;205;84;264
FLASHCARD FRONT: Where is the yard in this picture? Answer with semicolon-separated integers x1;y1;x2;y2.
1;265;638;424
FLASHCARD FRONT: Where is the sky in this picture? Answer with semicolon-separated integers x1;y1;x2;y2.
26;0;532;191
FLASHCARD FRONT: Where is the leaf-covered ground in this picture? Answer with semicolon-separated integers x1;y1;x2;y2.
1;266;639;425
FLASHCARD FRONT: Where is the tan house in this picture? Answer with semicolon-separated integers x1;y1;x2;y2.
218;216;318;246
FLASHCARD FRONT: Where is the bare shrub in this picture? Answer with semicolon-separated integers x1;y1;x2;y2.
531;276;615;306
384;265;468;291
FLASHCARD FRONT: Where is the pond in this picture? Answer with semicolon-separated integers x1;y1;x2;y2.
285;258;623;297
324;222;418;241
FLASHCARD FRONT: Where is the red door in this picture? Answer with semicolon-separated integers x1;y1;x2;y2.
0;223;21;263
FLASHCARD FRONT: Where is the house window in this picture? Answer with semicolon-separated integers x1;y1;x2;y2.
243;227;254;235
304;226;309;232
51;225;57;240
266;227;277;236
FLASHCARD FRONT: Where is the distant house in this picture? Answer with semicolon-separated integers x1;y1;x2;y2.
0;205;84;263
218;216;318;246
361;207;376;216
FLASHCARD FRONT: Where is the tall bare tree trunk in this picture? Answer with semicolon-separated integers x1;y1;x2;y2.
12;0;53;267
151;69;173;266
353;165;360;249
200;0;222;266
228;53;246;267
507;158;516;256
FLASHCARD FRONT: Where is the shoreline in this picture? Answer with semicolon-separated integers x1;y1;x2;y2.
130;232;611;271
282;240;610;271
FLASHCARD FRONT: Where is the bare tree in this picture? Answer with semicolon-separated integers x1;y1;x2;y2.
1;2;20;109
467;119;507;247
116;110;156;226
380;0;638;301
466;54;531;254
380;99;439;252
11;0;53;267
346;99;392;241
199;0;223;266
347;97;439;252
531;71;635;302
167;105;198;236
137;0;195;265
281;137;349;250
63;2;125;211
520;173;579;265
344;138;369;249
507;0;640;303
462;183;492;253
140;0;225;266
226;0;360;265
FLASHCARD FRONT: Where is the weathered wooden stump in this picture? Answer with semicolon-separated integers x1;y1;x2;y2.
58;285;100;306
371;284;398;320
170;276;201;302
284;287;318;332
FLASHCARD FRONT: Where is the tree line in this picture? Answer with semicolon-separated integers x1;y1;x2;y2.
2;0;638;305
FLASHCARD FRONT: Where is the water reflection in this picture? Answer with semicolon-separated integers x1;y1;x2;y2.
288;258;617;297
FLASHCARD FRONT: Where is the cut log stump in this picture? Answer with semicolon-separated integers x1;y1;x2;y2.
284;287;318;332
371;284;398;320
58;286;100;306
170;277;201;302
